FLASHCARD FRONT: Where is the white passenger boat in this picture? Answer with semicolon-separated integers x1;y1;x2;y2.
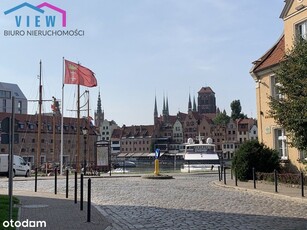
181;137;221;172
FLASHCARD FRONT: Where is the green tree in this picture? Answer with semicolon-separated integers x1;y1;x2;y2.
232;140;280;181
213;109;230;125
230;100;246;120
269;38;307;151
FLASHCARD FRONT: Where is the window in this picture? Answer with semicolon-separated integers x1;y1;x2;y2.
17;101;22;113
0;90;11;99
2;99;6;112
18;123;25;129
296;20;307;39
270;75;282;99
274;128;288;159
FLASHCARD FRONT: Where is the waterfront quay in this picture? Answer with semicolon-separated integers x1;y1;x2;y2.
1;173;307;230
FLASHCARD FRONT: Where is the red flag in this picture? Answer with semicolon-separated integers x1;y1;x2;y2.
64;60;97;87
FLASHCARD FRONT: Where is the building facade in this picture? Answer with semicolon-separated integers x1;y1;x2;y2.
250;0;307;170
0;82;27;114
0;113;97;170
197;87;216;114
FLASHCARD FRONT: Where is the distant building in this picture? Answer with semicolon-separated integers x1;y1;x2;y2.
237;118;257;144
197;87;216;115
99;119;119;141
0;112;97;168
0;82;27;114
94;91;104;128
118;125;154;154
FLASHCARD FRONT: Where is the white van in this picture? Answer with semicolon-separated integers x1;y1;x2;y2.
0;154;31;177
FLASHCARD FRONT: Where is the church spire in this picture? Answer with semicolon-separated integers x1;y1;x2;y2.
193;96;197;112
95;90;104;128
166;96;169;116
97;91;102;114
188;93;192;112
154;95;158;118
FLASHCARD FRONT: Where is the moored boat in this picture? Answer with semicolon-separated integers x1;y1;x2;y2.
181;137;221;172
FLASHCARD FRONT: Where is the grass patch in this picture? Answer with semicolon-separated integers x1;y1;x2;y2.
0;195;19;230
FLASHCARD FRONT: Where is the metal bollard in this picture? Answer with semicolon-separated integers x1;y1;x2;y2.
223;167;226;185
35;168;38;192
74;171;77;204
218;166;221;181
235;170;238;187
274;169;278;193
221;165;223;181
87;178;91;222
253;167;256;189
66;169;69;198
301;172;305;197
80;174;84;211
54;167;57;195
231;168;233;180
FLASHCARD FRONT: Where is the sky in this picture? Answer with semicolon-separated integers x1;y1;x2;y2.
0;0;285;126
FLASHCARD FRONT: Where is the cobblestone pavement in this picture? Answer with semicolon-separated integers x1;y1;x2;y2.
1;174;307;230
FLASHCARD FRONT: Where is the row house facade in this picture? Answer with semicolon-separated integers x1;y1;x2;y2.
250;0;306;170
0;112;97;169
115;125;154;155
102;86;257;160
98;119;119;141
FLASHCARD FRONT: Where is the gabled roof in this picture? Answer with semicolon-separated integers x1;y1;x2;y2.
120;125;154;138
111;128;122;139
280;0;294;19
198;87;215;94
251;35;285;73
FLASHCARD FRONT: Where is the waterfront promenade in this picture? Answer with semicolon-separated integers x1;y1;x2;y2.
0;173;306;229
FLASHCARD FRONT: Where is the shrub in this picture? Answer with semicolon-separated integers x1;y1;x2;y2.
232;140;280;181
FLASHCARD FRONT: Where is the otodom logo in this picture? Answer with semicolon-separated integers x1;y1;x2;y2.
3;2;84;37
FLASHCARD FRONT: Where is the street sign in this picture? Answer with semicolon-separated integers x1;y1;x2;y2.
155;148;160;159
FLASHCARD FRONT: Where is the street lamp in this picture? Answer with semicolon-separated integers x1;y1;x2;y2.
82;127;88;175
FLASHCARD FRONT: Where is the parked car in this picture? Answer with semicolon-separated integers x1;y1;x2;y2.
0;154;31;177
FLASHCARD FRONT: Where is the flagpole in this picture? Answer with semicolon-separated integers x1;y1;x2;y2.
60;57;64;175
37;60;42;170
77;65;81;173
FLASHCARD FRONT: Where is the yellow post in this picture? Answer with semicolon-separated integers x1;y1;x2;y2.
154;159;160;176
